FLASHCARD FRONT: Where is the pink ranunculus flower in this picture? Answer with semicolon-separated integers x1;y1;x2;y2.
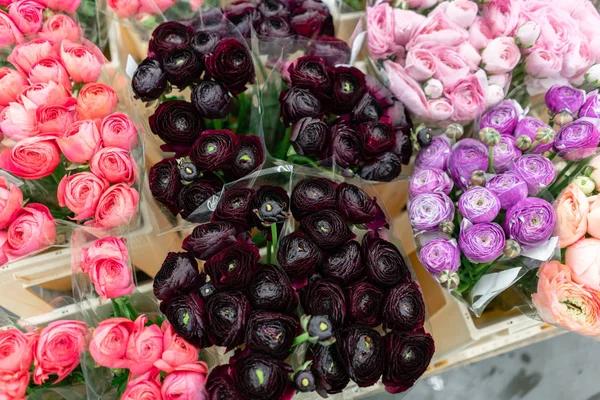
57;120;101;164
392;9;425;47
565;238;600;292
587;195;600;240
126;316;163;376
0;10;24;48
405;47;436;82
28;58;72;89
481;0;521;38
0;327;34;373
366;4;400;60
0;67;27;107
428;97;454;121
0;232;8;266
89;318;134;369
457;42;482;71
80;236;129;273
87;251;135;299
21;81;72;109
562;39;594;80
38;0;81;13
0;135;60;179
0;102;38;140
39;14;81;43
57;172;109;221
8;0;44;35
445;0;477;28
432;46;470;87
0;177;23;229
405;0;438;9
8;38;57;74
481;36;521;74
485;84;505;108
93;184;139;228
532;260;600;336
90;147;137;185
161;363;209;400
101;112;138;150
139;0;175;13
4;203;56;258
0;369;29;399
409;8;468;48
77;82;118;120
445;74;486;122
60;40;105;83
122;370;163;400
154;321;199;373
108;0;141;18
535;6;576;56
33;320;88;385
555;184;589;248
468;17;493;50
36;102;76;134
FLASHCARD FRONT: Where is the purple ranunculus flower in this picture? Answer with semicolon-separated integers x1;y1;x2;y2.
545;85;586;116
448;139;489;189
504;197;556;248
554;118;600;160
458;222;505;263
511;154;556;195
485;173;528;210
513;117;553;154
579;90;600;119
409;168;453;198
415;135;452;171
418;239;460;275
493;135;521;173
408;193;454;232
479;100;521;136
458;187;501;224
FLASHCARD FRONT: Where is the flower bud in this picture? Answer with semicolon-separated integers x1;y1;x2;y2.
516;21;540;48
574;176;596;196
445;123;464;141
423;78;443;99
535;127;555;145
585;64;600;87
470;170;486;186
503;239;521;259
516;135;532;151
437;271;460;290
479;127;501;146
416;126;432;148
294;370;316;392
440;220;455;235
553;111;574;128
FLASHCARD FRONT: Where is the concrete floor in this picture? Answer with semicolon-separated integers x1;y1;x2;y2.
366;333;600;400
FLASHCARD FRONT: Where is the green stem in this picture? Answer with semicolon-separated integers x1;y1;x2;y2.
549;160;576;191
292;332;311;347
488;145;496;174
271;224;278;255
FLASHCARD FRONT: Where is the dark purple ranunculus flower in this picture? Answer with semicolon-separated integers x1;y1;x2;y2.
359;152;403;182
352;93;383;123
207;365;245;400
311;344;350;395
479;100;521;136
331;66;366;114
554;118;600;160
493;135;521;173
162;49;203;88
338;326;384;387
149;100;202;146
448;138;489;189
160;292;209;347
357;122;395;156
362;232;410;287
347;281;384;327
206;291;251;350
247;264;298;312
277;231;322;280
204;240;259;290
383;282;426;332
223;0;256;25
458;186;501;224
291;117;329;158
336;182;385;225
149;158;182;214
302;209;354;250
205;38;255;95
131;58;167;101
245;311;299;359
383;331;435;394
154;252;203;302
330;121;361;169
182;221;238;260
514;117;553;154
504;197;556;248
190;130;240;171
193;8;227;31
258;0;288;17
408;168;453;198
231;350;292;400
291;178;338;219
459;222;505;263
177;179;222;219
579;92;600;119
225;135;265;180
290;1;334;38
418;238;460;276
289;56;331;93
415;135;452;171
307;35;351;65
321;240;364;284
302;278;346;327
251;185;290;226
191;30;220;56
148;21;192;58
512;154;556;195
280;87;322;125
213;187;255;228
408;192;454;232
256;16;293;39
485;173;529;210
192;80;233;119
545;85;586;116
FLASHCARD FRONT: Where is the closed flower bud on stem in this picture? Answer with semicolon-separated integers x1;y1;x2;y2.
574;176;595;196
503;239;521;259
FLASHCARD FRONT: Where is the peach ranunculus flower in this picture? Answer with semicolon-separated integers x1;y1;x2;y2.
532;260;600;336
154;321;199;373
565;238;600;291
587;195;600;239
554;184;589;248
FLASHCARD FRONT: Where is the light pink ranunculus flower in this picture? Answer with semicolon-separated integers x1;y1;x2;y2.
89;318;134;369
405;47;436;82
445;74;486;122
428;97;454;121
481;0;521;37
107;0;141;17
139;0;176;14
485;84;505;108
161;363;209;400
488;73;510;88
0;101;38;140
384;61;430;119
8;0;44;35
4;203;56;258
432;46;470;87
87;248;135;299
565;238;600;292
8;38;57;74
0;135;60;179
481;36;521;74
405;0;438;10
409;7;468;48
57;172;109;221
93;184;139;228
587;195;600;240
39;13;81;43
60;40;105;83
21;81;72;109
445;0;477;28
90;147;138;185
457;42;481;71
525;46;563;78
0;67;27;107
468;17;493;50
57;120;101;163
33;320;88;385
101;112;138;150
76;82;118;120
126;315;163;376
38;0;81;13
367;4;400;60
0;327;34;373
392;9;425;47
535;7;576;56
28;57;72;89
80;236;129;273
154;321;199;373
0;10;24;48
562;39;594;80
0;176;23;229
122;370;163;400
36;102;76;134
